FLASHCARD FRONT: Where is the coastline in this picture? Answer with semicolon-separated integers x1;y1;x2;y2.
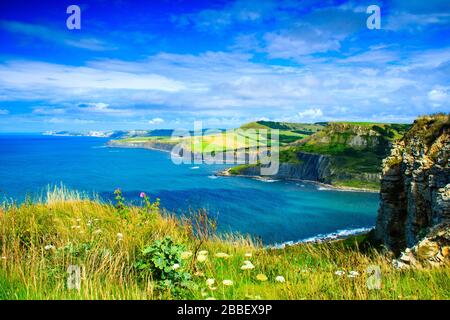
269;227;373;249
216;168;380;193
108;141;380;193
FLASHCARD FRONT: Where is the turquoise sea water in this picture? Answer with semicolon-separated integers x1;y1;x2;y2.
0;134;379;244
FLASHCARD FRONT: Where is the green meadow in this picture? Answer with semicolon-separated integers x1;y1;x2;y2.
1;187;448;300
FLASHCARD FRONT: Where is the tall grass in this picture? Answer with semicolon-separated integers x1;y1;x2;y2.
0;187;448;300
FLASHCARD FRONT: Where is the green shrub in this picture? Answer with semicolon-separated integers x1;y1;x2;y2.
135;237;191;293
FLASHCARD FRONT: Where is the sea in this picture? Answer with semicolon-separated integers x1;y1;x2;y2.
0;134;380;245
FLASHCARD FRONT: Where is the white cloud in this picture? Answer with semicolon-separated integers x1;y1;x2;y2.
0;46;447;125
0;109;9;115
0;61;185;92
428;88;448;102
297;108;323;121
148;117;164;125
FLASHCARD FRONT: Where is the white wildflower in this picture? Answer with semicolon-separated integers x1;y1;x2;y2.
222;280;233;286
181;251;193;259
215;252;230;259
347;271;360;278
197;253;208;263
275;276;286;283
206;278;215;287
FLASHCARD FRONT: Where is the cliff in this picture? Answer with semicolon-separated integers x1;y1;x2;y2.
228;122;410;190
375;114;450;254
227;152;333;183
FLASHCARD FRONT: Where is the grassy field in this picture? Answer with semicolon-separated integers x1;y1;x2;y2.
113;121;324;154
1;187;448;300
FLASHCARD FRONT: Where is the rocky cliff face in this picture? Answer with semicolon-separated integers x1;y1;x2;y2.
375;114;450;254
233;152;333;182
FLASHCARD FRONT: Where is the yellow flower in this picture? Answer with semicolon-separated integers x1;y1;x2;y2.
222;279;233;286
256;274;268;281
244;253;252;258
215;252;230;259
181;251;193;259
197;254;208;263
198;250;208;256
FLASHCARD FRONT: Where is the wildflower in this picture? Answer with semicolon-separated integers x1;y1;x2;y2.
44;245;55;251
87;220;93;227
347;271;360;278
140;192;146;198
222;280;233;286
93;229;102;234
76;218;81;222
71;225;81;229
244;252;252;258
194;271;204;277
206;278;215;287
215;252;230;259
205;297;216;300
198;250;208;256
275;276;286;283
181;251;193;259
240;262;255;270
172;263;180;270
334;270;345;276
1;256;7;260
256;274;268;281
117;233;123;241
197;254;208;263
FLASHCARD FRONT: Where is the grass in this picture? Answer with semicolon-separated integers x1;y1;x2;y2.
332;179;380;190
1;187;449;300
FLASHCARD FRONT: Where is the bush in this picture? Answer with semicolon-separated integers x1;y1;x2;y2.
135;237;191;293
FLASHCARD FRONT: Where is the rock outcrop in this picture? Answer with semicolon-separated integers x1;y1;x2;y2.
392;223;449;269
229;152;333;183
375;114;450;254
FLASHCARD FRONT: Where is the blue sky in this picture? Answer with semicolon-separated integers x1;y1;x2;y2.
0;0;449;132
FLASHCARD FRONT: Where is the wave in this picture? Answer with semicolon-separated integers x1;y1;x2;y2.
190;166;200;169
270;227;374;249
208;175;219;179
254;177;279;183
